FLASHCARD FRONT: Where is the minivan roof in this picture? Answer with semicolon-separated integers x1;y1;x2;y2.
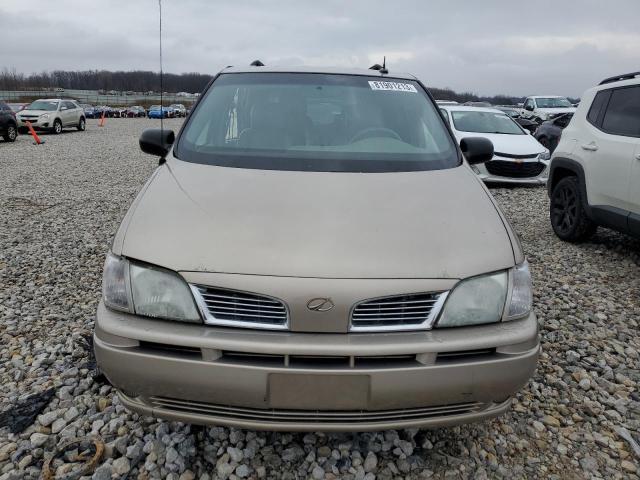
221;65;418;80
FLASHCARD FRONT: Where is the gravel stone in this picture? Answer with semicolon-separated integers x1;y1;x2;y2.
1;120;640;478
112;456;131;475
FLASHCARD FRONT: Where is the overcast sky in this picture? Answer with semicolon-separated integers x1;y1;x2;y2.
2;0;639;97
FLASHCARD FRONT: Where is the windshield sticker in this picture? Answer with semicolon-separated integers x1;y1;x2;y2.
368;81;417;93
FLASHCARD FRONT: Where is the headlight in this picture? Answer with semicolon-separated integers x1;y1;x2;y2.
40;114;49;120
436;261;532;328
102;253;201;322
538;150;551;161
436;271;507;327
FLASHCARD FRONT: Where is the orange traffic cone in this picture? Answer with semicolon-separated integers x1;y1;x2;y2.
99;110;106;127
26;121;44;145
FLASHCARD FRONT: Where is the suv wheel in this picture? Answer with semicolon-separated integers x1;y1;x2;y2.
550;176;596;242
52;119;62;134
3;124;17;142
77;117;86;131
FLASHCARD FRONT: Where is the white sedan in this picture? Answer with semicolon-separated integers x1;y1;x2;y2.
440;106;550;184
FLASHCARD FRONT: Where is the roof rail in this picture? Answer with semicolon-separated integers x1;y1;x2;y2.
599;71;640;85
250;60;265;67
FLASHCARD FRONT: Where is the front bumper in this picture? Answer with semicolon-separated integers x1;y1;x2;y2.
474;159;549;185
95;302;539;431
16;117;51;130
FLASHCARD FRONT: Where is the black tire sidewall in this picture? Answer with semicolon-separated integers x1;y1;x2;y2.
4;124;17;142
550;176;594;242
53;120;62;134
78;117;86;131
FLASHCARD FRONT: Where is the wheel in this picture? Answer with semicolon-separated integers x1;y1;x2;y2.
52;119;62;134
550;176;596;242
77;117;86;131
3;124;17;142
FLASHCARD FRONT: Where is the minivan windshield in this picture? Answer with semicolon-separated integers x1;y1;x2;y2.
451;110;525;135
176;73;458;172
27;100;59;111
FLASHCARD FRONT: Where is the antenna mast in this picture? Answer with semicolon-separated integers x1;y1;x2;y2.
158;0;164;134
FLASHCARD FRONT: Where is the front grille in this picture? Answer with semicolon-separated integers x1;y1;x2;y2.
493;152;538;159
219;351;418;369
191;285;288;330
149;396;485;424
485;160;545;178
350;292;447;332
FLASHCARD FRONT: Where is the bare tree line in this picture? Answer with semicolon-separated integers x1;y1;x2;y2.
0;68;212;93
0;68;571;105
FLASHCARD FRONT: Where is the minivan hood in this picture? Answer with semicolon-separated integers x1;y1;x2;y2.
118;159;515;279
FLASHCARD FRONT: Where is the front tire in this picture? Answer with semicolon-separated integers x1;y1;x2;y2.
3;124;17;142
77;117;86;131
52;119;62;135
550;176;596;242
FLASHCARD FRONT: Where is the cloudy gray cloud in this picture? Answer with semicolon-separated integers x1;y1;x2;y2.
2;0;639;97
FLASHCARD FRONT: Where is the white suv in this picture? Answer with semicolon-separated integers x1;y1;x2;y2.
16;99;86;134
520;96;577;122
547;71;640;241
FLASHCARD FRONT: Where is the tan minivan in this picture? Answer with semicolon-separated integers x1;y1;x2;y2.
94;66;539;431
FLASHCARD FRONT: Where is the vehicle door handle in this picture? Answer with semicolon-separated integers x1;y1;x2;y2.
581;143;598;151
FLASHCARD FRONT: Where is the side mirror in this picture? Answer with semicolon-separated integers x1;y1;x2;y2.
525;105;534;111
460;137;494;164
139;128;175;157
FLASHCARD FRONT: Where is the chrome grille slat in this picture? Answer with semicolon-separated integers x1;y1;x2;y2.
350;291;448;332
199;292;281;305
191;285;289;330
355;304;437;311
358;298;438;306
201;304;286;315
202;299;283;309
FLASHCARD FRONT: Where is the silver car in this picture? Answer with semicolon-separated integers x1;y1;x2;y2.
16;98;86;134
94;66;539;431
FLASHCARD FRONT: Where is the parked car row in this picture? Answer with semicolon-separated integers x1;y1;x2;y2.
79;103;189;119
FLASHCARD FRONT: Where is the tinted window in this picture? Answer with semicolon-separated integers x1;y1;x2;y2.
587;91;609;126
601;86;640;137
176;73;458;173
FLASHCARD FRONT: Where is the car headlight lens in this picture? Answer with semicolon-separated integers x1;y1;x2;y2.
436;271;508;327
538;150;551;161
102;253;201;322
436;261;532;328
40;114;49;120
507;261;532;320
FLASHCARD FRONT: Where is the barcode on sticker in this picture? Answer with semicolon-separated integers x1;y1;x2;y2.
368;81;417;93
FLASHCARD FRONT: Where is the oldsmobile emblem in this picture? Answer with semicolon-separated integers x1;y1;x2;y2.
306;297;335;312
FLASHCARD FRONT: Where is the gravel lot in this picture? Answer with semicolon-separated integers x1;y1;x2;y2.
0;118;639;479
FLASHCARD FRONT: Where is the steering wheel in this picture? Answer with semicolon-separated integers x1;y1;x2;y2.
349;127;401;144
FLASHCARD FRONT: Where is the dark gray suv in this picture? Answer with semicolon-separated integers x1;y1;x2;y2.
0;100;18;142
